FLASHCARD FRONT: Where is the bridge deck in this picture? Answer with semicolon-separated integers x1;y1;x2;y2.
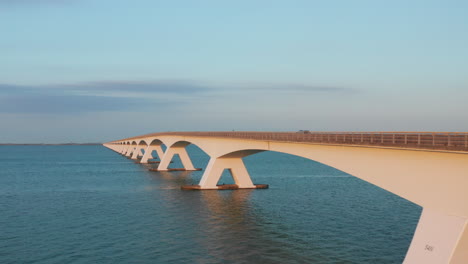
111;131;468;153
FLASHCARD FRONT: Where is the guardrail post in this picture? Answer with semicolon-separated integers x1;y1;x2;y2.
465;134;467;148
448;134;451;147
361;133;363;143
405;134;407;144
418;134;421;145
432;134;435;146
381;133;384;143
392;134;395;144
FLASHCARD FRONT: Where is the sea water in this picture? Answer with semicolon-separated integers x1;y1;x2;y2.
0;145;421;263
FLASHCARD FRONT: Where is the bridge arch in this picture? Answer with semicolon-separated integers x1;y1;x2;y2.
168;140;192;149
137;139;148;146
154;139;207;171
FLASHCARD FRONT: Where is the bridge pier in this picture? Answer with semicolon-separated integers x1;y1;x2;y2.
131;147;141;159
156;145;198;171
197;157;257;189
114;146;121;153
126;146;133;156
132;147;144;159
140;145;164;164
123;145;131;155
404;208;467;264
125;146;135;157
110;145;119;153
120;145;128;155
119;145;126;155
125;147;132;157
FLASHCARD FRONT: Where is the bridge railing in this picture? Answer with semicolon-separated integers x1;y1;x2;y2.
113;132;468;152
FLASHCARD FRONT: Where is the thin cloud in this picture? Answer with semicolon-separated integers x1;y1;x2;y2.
0;94;153;114
0;81;194;114
248;84;358;93
0;81;356;96
0;80;357;114
0;81;210;95
0;84;32;94
69;80;211;94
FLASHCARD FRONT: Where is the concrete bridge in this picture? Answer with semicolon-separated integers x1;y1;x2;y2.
103;131;468;264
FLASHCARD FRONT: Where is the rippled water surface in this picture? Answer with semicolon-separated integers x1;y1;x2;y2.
0;145;421;263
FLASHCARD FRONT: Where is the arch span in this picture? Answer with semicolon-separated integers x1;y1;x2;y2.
136;138;166;163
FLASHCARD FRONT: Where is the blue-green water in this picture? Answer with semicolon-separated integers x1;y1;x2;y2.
0;145;421;263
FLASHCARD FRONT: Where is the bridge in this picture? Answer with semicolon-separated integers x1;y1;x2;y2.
103;131;468;264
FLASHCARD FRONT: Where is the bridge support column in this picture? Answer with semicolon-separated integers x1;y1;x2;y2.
140;145;164;164
113;146;121;153
120;146;128;155
112;145;121;153
198;157;256;189
404;208;468;264
156;146;196;171
124;147;131;156
126;146;136;157
123;147;129;155
131;147;143;159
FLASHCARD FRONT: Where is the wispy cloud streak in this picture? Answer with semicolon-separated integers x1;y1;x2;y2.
0;80;356;114
0;81;192;114
67;80;211;94
0;81;210;95
246;84;357;93
0;94;149;114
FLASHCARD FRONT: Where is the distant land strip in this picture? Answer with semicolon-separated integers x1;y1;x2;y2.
0;143;102;146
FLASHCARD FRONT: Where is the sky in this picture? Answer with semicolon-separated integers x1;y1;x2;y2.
1;0;467;143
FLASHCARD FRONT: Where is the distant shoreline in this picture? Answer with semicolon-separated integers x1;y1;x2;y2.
0;143;102;146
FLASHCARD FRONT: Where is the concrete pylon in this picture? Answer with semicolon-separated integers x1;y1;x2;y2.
404;208;468;264
120;145;129;155
122;145;129;155
198;157;256;189
125;146;136;157
131;147;145;159
140;145;164;164
124;146;131;156
157;146;196;171
111;145;120;153
131;147;140;159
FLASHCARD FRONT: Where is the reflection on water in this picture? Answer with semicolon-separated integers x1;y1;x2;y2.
0;145;421;264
